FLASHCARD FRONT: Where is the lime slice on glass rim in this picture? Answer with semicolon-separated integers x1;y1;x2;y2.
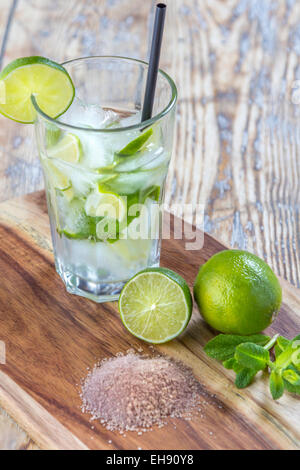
0;56;75;123
118;267;193;344
48;133;83;164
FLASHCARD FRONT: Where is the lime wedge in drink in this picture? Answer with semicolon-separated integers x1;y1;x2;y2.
85;184;126;222
118;267;193;344
60;186;74;202
60;198;96;240
141;185;161;202
48;133;82;163
0;56;75;123
45;123;62;148
117;128;153;156
44;159;71;191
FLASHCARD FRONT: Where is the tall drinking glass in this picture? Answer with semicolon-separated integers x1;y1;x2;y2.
33;56;177;302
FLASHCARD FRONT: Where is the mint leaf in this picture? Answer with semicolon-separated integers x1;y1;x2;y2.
223;358;247;375
223;358;237;370
223;358;245;374
283;368;300;395
283;380;300;395
204;334;270;362
235;369;258;389
117;128;153;156
291;348;300;369
270;370;285;400
282;369;300;386
274;345;282;358
235;343;270;371
275;344;294;369
277;336;291;352
204;332;300;400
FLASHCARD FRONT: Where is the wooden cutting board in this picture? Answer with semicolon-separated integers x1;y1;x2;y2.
0;191;299;450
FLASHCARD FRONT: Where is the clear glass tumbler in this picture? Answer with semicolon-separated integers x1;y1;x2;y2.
34;56;177;302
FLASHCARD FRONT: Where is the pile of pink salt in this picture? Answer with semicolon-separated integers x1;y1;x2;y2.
81;353;202;433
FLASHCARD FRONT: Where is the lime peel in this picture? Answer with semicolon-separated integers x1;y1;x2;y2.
117;128;153;156
48;133;82;164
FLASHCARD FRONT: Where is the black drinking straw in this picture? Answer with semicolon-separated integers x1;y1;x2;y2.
141;3;166;122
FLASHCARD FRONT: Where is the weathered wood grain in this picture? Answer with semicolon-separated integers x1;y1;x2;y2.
0;0;299;450
161;0;300;288
0;0;39;449
0;191;299;450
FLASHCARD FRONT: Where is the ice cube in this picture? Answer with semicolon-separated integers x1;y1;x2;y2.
60;102;146;170
120;110;142;128
62;97;107;129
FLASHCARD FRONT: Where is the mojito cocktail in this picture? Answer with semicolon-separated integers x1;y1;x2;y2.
33;57;177;302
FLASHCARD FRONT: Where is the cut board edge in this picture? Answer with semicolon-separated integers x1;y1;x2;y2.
0;371;88;450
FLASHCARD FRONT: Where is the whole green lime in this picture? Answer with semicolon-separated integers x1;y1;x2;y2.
193;250;282;335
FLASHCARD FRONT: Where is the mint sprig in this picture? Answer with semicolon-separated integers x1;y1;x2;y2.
204;333;300;400
203;334;270;361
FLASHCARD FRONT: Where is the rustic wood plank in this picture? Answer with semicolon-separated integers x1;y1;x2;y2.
162;0;300;288
0;191;299;450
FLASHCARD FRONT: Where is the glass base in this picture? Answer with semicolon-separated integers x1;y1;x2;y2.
53;237;161;303
57;266;126;303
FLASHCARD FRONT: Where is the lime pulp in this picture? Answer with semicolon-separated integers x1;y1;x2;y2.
119;267;193;344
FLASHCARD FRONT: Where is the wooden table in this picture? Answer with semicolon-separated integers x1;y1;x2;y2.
0;0;299;450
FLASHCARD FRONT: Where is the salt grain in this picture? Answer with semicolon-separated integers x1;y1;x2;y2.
81;352;202;433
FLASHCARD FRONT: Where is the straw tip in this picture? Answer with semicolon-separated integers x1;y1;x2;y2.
156;3;166;9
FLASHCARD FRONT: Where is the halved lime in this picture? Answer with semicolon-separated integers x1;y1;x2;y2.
119;267;193;344
117;128;153;156
48;133;82;163
0;56;75;123
85;184;126;222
